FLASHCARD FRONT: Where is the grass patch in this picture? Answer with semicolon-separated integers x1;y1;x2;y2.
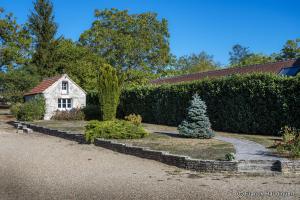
113;132;235;160
143;123;281;149
216;132;281;149
32;120;87;133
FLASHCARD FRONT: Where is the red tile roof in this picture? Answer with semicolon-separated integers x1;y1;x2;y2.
151;59;300;84
24;75;63;96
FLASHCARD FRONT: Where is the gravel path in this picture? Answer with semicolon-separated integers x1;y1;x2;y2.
146;126;283;161
215;136;285;160
0;121;299;200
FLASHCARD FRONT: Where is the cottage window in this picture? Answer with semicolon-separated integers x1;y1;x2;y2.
58;98;72;109
62;81;68;93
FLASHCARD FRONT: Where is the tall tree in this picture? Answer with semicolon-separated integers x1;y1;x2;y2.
173;52;220;74
51;39;103;91
236;53;275;67
229;44;251;66
28;0;58;77
278;38;300;60
79;8;170;80
229;44;275;67
0;8;31;71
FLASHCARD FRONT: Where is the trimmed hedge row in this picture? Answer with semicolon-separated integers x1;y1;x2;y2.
118;73;300;135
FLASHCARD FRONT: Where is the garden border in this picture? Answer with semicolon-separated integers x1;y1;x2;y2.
9;121;300;174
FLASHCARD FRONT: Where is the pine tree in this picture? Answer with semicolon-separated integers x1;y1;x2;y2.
97;63;121;121
28;0;58;77
178;93;214;138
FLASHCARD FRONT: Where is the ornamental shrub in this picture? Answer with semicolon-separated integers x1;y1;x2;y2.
84;120;148;142
225;153;236;161
118;73;300;135
97;64;122;121
178;94;214;138
275;126;300;158
124;114;142;126
16;96;45;121
51;108;85;120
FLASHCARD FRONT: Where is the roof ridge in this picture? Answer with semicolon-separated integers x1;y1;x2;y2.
24;74;64;96
152;58;299;82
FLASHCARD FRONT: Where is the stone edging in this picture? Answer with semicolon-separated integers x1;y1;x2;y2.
9;121;300;174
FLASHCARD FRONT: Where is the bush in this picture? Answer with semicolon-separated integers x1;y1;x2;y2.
178;94;214;138
124;114;142;126
51;108;85;120
119;73;300;135
82;104;101;120
225;153;236;161
10;103;22;117
16;96;45;121
84;120;148;142
275;126;300;158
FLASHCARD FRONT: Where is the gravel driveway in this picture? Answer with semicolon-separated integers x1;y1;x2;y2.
0;121;299;200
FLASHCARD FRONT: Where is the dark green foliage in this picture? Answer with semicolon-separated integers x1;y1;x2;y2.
52;39;103;91
15;96;45;121
0;8;31;71
178;94;214;138
79;8;170;74
84;120;148;142
225;153;236;161
51;108;85;120
82;104;101;120
119;73;300;135
28;0;58;77
0;68;40;103
97;64;121;121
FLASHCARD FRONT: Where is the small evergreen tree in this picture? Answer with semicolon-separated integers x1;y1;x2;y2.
97;63;121;121
178;93;214;139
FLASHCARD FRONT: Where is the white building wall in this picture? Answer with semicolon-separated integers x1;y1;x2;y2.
43;75;86;120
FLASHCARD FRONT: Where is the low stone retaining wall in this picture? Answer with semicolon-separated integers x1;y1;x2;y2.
93;138;238;172
9;121;300;175
281;160;300;174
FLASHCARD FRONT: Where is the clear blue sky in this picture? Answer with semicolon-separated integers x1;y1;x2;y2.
2;0;300;65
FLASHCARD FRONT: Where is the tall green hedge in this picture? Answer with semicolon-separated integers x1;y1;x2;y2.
118;73;300;135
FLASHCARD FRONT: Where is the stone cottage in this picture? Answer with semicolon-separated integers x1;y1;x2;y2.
24;74;86;120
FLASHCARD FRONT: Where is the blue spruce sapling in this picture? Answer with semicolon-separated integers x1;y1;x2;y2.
178;93;214;138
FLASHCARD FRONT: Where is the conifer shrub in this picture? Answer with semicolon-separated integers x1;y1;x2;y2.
97;64;121;121
84;120;148;142
178;93;214;138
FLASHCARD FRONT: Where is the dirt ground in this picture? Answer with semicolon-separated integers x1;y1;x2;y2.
0;121;299;200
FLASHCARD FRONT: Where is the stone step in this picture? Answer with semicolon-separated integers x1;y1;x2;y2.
238;160;281;173
23;128;33;134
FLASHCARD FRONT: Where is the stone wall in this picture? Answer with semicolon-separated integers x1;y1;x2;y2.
11;121;300;175
281;160;300;174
